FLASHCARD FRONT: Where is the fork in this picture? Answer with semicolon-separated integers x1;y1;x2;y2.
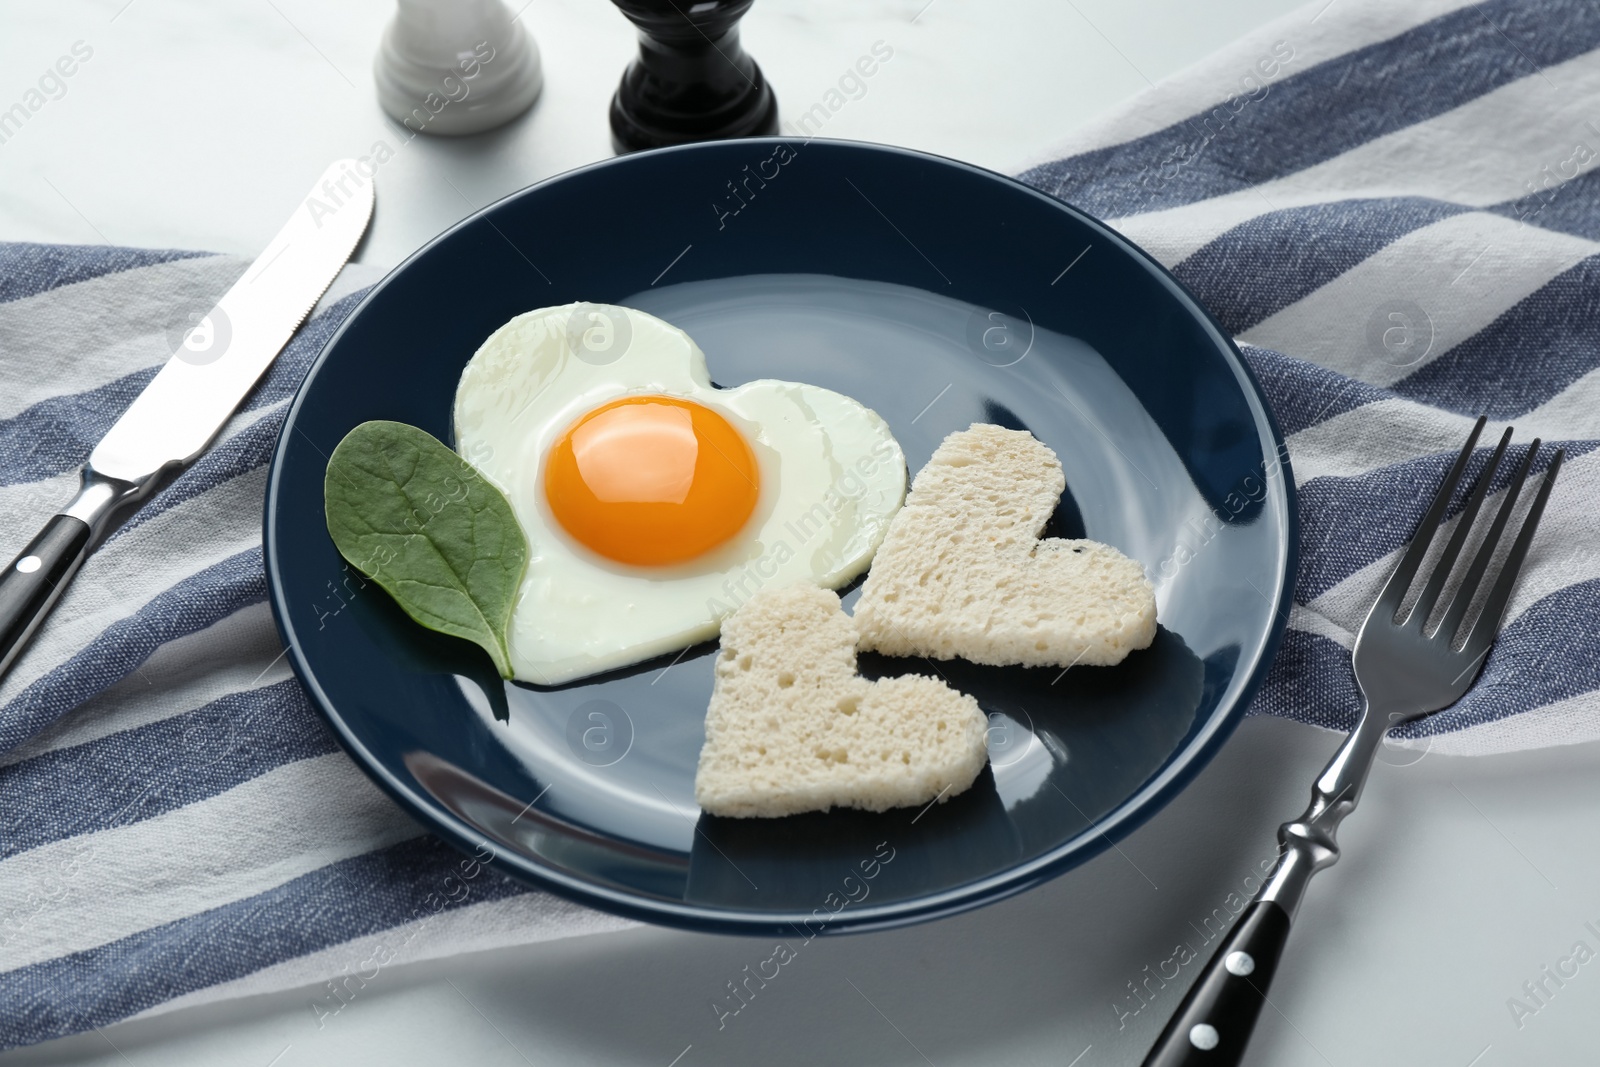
1141;417;1563;1067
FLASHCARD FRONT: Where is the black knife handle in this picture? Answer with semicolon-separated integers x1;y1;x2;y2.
1141;901;1292;1067
0;515;93;680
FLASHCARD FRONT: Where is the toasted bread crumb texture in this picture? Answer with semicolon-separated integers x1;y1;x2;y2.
854;423;1157;669
694;583;989;819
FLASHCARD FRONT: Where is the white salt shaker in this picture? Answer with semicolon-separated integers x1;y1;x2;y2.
374;0;542;136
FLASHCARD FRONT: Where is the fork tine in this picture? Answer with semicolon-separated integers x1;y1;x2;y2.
1407;426;1512;629
1438;438;1540;642
1459;447;1563;653
1373;416;1486;616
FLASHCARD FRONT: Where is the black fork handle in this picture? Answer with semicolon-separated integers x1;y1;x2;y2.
1140;419;1563;1066
1141;901;1292;1066
0;515;94;679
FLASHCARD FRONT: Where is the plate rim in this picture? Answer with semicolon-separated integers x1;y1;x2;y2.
264;137;1299;935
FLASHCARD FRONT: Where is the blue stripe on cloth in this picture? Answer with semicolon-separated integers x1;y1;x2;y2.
1249;581;1600;739
1237;345;1390;437
1392;255;1600;417
0;680;334;860
1171;197;1469;334
1247;628;1361;731
0;288;370;490
1491;167;1600;241
0;549;267;756
1018;0;1600;220
0;834;531;1051
1294;440;1588;604
0;366;159;487
1173;174;1600;339
0;244;211;307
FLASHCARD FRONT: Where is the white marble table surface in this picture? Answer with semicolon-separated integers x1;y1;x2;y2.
5;1;1600;1065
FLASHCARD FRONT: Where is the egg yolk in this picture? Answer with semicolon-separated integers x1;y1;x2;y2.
544;395;761;567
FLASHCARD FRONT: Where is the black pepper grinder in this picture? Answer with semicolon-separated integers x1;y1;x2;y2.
608;0;779;153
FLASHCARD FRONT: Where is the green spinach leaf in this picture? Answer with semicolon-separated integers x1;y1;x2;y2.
324;420;527;679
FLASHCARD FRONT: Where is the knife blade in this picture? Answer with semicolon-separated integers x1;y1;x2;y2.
0;159;374;681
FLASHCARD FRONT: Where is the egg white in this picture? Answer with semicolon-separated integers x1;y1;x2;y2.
453;302;906;686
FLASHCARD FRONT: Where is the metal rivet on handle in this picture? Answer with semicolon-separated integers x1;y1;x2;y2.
1225;951;1256;976
15;556;41;574
1189;1024;1219;1050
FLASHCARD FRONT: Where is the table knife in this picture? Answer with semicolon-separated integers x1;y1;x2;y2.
0;159;373;681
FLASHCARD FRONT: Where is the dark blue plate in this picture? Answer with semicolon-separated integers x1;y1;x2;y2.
265;139;1295;935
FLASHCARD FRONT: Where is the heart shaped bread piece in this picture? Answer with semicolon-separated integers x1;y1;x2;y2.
694;583;988;819
854;423;1156;668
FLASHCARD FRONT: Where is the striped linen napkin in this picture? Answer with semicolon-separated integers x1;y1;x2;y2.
2;0;1597;1047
